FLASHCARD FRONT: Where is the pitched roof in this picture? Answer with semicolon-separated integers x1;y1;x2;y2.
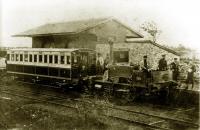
14;17;143;37
125;39;180;56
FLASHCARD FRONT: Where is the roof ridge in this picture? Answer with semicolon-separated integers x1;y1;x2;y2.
75;17;113;34
13;17;143;37
47;17;110;25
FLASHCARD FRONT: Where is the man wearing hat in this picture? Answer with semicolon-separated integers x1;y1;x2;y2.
143;55;151;74
158;54;168;71
143;55;148;69
96;53;104;74
170;58;179;81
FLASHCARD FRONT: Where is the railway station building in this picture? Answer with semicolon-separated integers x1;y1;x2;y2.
14;17;180;69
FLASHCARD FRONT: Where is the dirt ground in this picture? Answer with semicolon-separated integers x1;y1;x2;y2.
0;93;148;130
0;72;199;130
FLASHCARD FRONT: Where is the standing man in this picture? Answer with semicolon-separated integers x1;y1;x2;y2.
104;54;110;72
96;53;104;74
158;54;168;71
143;55;148;69
186;61;196;89
170;58;179;81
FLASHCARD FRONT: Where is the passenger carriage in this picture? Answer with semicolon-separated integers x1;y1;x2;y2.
6;48;96;89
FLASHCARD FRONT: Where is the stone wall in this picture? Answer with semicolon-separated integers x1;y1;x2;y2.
96;42;179;70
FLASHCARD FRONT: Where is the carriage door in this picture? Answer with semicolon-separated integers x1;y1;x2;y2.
81;52;88;75
71;52;80;78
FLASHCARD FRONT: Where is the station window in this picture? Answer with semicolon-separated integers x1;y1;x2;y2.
113;51;129;63
60;55;64;64
49;55;53;63
16;54;19;61
29;54;32;62
20;54;23;61
34;55;37;62
24;54;28;62
54;55;58;64
39;55;42;63
44;55;47;63
66;56;71;64
11;54;14;61
7;54;10;61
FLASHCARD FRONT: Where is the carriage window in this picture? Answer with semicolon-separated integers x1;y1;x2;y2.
74;56;77;63
34;55;37;62
29;54;32;62
54;55;58;64
44;55;47;63
66;56;71;64
77;56;81;63
16;54;19;61
24;54;28;62
39;55;42;63
7;54;10;61
11;54;14;61
14;54;17;61
60;56;64;64
49;55;53;63
20;54;23;61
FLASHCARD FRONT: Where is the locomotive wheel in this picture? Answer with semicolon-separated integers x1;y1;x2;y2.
114;88;137;105
126;87;137;102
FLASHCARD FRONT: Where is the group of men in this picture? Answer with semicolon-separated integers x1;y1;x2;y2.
158;54;179;80
96;52;196;89
158;54;196;89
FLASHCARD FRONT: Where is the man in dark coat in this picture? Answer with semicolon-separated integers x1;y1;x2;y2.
142;55;151;77
186;61;196;89
170;58;179;81
104;54;110;72
158;55;168;71
96;53;104;75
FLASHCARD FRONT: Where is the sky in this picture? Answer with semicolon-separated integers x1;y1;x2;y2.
1;0;200;51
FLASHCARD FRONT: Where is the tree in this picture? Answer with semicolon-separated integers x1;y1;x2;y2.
140;21;161;43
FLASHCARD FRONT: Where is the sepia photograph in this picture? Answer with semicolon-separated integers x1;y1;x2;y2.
0;0;199;129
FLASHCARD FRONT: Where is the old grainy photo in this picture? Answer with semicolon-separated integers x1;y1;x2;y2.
0;0;199;129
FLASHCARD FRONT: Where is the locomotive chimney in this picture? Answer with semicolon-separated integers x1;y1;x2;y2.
108;37;114;65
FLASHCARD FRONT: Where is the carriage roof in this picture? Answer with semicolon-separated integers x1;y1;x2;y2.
7;48;95;53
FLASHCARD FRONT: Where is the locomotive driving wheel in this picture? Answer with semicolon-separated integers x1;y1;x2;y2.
114;86;137;105
124;86;137;102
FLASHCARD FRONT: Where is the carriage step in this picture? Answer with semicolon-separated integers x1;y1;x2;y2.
116;89;130;92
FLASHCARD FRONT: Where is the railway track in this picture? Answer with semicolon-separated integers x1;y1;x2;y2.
1;81;199;119
0;83;199;130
